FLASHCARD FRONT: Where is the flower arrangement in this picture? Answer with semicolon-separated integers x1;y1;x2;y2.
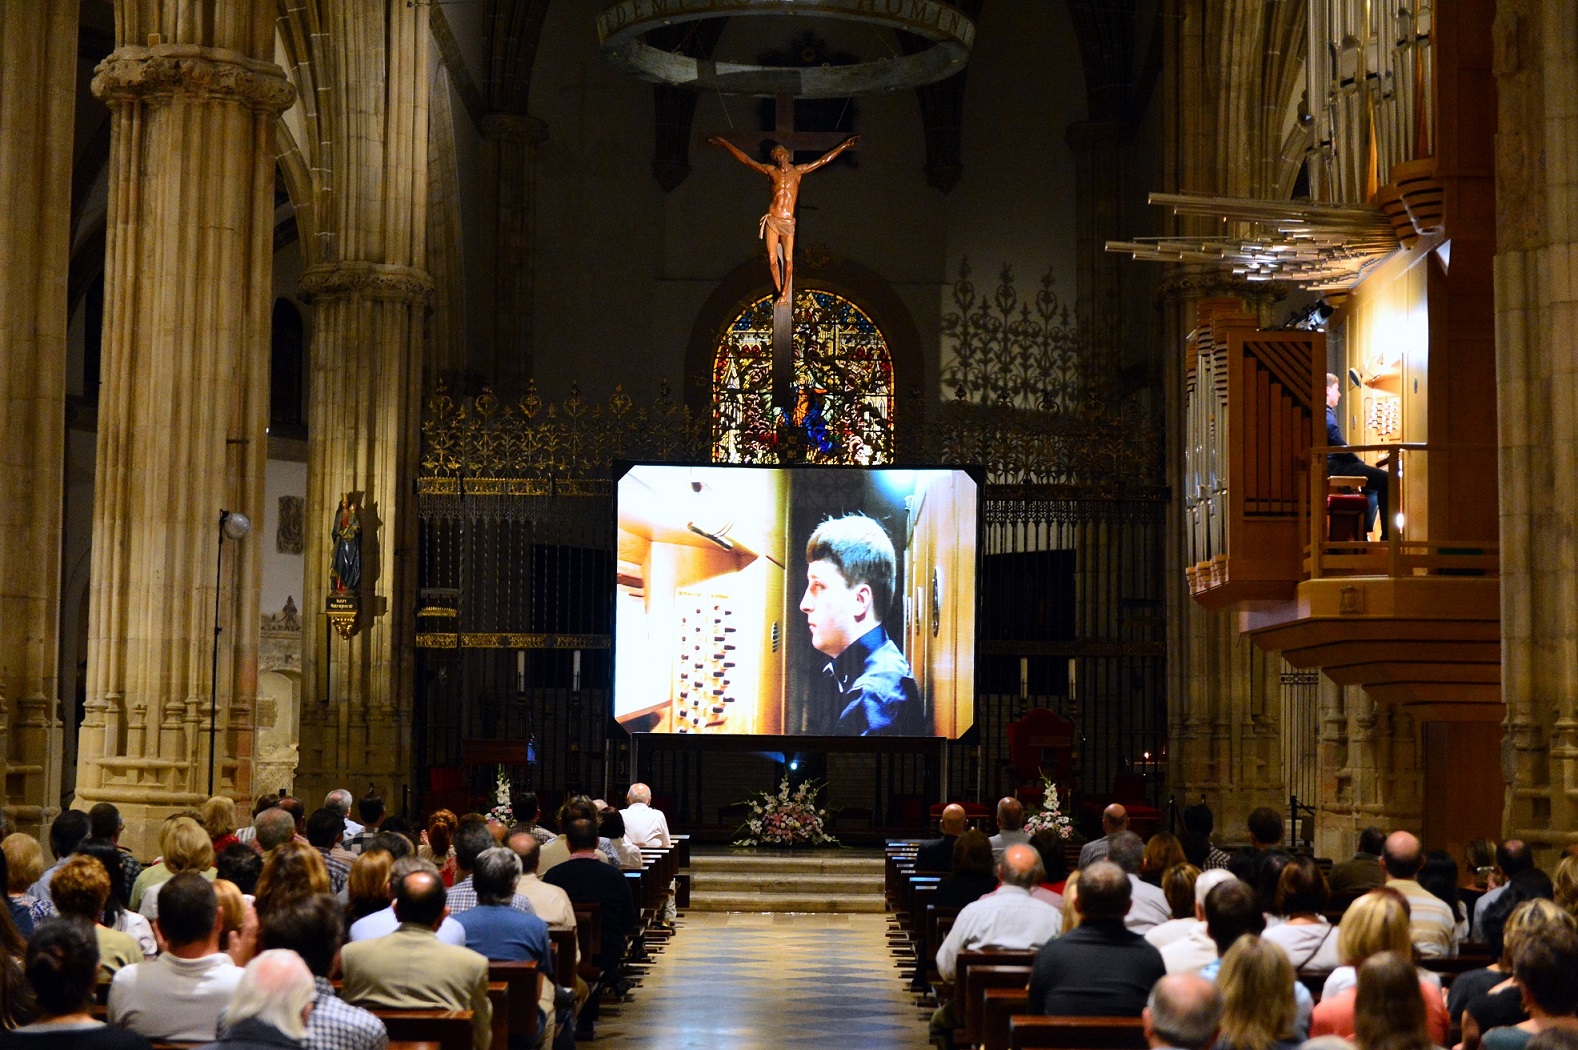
733;776;840;847
488;766;513;826
1023;773;1075;840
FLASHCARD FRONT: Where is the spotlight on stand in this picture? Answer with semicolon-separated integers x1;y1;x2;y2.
209;509;251;795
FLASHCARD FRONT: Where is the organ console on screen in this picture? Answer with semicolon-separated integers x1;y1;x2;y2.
614;464;977;739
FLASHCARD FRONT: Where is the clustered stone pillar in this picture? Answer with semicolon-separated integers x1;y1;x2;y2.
0;1;77;835
74;2;291;857
1495;0;1578;852
481;113;547;397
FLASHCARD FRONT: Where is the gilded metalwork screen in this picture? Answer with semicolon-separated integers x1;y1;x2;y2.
711;289;894;464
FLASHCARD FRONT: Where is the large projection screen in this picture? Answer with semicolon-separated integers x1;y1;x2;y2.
614;464;979;738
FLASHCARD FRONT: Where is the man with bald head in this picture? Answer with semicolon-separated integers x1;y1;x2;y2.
989;797;1030;863
930;843;1062;1047
1030;860;1165;1016
1144;974;1222;1050
1382;830;1456;955
621;782;671;848
1079;803;1129;870
917;802;968;872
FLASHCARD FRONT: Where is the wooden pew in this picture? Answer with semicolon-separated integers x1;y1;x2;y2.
549;926;578;990
983;987;1032;1050
487;961;541;1049
1008;1016;1148;1050
573;900;604;982
373;1009;474;1050
961;961;1034;1049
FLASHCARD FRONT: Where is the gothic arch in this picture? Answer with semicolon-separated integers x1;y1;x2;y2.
683;254;927;450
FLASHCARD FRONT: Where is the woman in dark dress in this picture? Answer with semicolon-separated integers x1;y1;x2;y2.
0;918;148;1048
932;829;998;910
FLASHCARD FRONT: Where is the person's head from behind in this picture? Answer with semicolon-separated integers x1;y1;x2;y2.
558;796;599;832
1102;804;1129;835
24;917;99;1017
997;844;1044;890
1074;861;1132;921
254;807;297;852
1498;899;1577;970
259;892;345;978
474;847;523;906
1192;869;1237;920
325;789;354;819
454;820;496;874
1162;863;1201;921
1499;838;1535;878
1511;920;1578;1019
1484;867;1556;956
1255;851;1293;914
370;830;414;860
348;849;394;911
305;808;345;850
50;854;111;923
566;818;600;854
1107;830;1145;875
801;513;896;657
1142;833;1186;878
227;949;316;1040
938;803;968;837
508;831;542;875
158;871;221;952
425;809;458;857
1337;887;1413;967
1382;831;1423;880
74;838;131;913
1204;878;1264;956
625;784;652;807
1030;829;1068;885
1181;802;1214;839
2;833;44;892
1144;973;1221;1050
601;810;628;841
163;816;216;875
1357;826;1387;857
1554;855;1578;919
1355;951;1431;1050
996;797;1025;833
1246;807;1282;849
393;868;447;928
49;810;91;862
88;802;123;842
357;792;386;828
1274;855;1330;917
256;839;330;917
201;795;238;839
217;841;263;896
277;797;305;831
1217;936;1296;1050
952;829;994;877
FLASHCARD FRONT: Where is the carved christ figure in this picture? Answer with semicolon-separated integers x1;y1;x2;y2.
708;135;859;304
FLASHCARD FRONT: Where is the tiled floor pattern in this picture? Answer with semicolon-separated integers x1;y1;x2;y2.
590;911;931;1049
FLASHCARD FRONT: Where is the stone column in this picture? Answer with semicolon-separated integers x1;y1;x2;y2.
0;1;77;835
74;3;291;857
1495;0;1578;852
1065;119;1131;386
481;113;547;396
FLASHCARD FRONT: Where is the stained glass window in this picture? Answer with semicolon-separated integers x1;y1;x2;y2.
711;289;895;464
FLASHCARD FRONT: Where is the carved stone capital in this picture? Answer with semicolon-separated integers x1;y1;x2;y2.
482;113;548;145
93;45;294;113
297;262;435;306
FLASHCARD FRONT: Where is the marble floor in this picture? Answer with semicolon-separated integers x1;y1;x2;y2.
590;911;932;1049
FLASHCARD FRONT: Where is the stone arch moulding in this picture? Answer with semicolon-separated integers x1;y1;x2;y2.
683;253;927;450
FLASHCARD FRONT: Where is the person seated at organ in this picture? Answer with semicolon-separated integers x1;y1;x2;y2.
1325;372;1391;539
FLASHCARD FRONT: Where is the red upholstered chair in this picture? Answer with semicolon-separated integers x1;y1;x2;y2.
1327;491;1370;540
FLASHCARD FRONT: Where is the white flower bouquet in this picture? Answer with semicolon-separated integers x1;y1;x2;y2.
733;776;840;847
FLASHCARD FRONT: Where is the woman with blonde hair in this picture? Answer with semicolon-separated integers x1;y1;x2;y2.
254;839;330;919
345;848;394;924
1140;833;1188;886
1215;935;1301;1050
136;816;216;920
212;878;258;967
1353;951;1434;1050
127;811;207;910
418;809;459;887
1553;855;1578;920
201;795;241;854
1311;888;1449;1043
1060;870;1082;934
2;834;50;933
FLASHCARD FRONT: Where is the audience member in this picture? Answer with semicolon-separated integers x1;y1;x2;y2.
620;783;672;848
1144;863;1203;947
507;832;578;934
1480;868;1557;967
1060;870;1082;934
915;803;968;873
1553;854;1578;921
1140;834;1187;887
211;880;257;968
276;798;306;838
378;816;417;845
326;789;365;839
368;830;414;861
930;844;1061;1047
989;797;1029;863
542;818;637;1040
1180;802;1231;871
1452;899;1576;1028
600;811;644;870
87;802;142;895
1078;804;1129;869
1194;879;1315;1039
1253;851;1293;917
1465;837;1498;899
49;855;142;979
214;843;262;898
417;810;459;887
343;793;386;855
1142;973;1221;1050
250;809;296;857
28;811;91;904
74;840;156;959
340;869;492;1050
1213;936;1299;1050
1156;870;1243;972
9;918;147;1047
1474;839;1536;940
1381;831;1456;956
0;862;36;1030
346;850;395;924
109;873;244;1041
1478;923;1578;1050
347;857;468;946
200;948;317;1050
0;847;32;940
1261;854;1340;976
446;822;536;915
933;830;999;910
254;840;330;920
510;792;555;847
1108;830;1172;933
1028;828;1070;901
1352;951;1435;1050
256;893;387;1050
1419;848;1469;946
304;809;351;895
201;797;241;855
452;847;556;1040
138;817;218;921
1246;808;1283;851
233;795;278;849
1028;860;1166;1017
1310;889;1449;1044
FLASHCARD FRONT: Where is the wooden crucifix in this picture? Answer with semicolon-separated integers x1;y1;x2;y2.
708;94;858;422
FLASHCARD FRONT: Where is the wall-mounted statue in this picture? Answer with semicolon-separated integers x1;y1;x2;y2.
331;494;361;592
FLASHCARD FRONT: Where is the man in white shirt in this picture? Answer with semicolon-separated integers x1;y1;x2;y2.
1150;868;1236;954
1383;830;1457;956
109;873;244;1040
620;783;672;848
1108;830;1173;933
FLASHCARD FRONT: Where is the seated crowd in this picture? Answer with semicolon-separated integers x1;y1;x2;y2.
0;780;678;1049
913;798;1578;1050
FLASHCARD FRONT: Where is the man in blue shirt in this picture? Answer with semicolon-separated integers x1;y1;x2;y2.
799;513;921;736
1325;372;1390;539
452;847;555;1044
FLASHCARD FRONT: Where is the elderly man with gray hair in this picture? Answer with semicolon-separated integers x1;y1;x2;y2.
199;949;317;1050
325;789;364;838
620;782;671;848
252;807;297;855
453;847;556;1045
1143;973;1221;1050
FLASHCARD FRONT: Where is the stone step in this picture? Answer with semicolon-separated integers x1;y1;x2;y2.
686;890;887;913
688;850;884;876
683;847;889;912
689;870;886;895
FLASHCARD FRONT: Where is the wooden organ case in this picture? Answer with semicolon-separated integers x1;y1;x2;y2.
903;471;976;737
